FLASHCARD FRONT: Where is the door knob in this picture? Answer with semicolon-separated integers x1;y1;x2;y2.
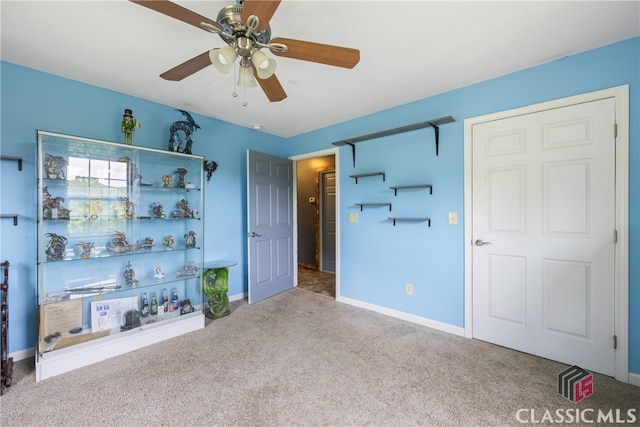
249;232;262;238
475;239;492;246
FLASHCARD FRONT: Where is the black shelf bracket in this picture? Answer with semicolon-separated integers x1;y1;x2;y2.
0;215;18;226
331;115;455;167
0;156;23;171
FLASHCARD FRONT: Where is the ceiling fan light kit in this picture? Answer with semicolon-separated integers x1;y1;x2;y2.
131;0;360;105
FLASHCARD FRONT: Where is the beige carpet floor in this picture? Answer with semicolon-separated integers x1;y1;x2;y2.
1;288;638;426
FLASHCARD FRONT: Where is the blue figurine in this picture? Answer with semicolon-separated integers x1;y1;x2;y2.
168;109;200;154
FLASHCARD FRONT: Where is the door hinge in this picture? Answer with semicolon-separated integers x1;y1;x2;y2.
613;335;617;350
614;123;618;138
614;229;618;243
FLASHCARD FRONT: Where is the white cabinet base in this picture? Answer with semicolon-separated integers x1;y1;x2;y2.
36;312;204;381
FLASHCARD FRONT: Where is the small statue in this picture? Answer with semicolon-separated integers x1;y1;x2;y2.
121;108;141;145
176;261;198;278
44;153;67;180
76;241;94;259
151;202;165;219
141;237;154;249
42;187;70;220
175;168;187;188
168;109;200;154
121;197;135;219
106;231;140;253
123;260;138;287
153;266;165;280
172;199;193;218
45;233;68;261
184;231;196;248
204;159;218;183
162;175;172;188
162;235;174;250
84;199;102;220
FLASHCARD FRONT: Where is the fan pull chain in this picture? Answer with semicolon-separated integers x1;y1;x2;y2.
232;62;238;98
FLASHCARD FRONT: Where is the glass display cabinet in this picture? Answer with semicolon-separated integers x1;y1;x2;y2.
36;130;204;381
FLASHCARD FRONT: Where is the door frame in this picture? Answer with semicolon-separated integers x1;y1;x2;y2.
290;148;340;297
463;85;629;382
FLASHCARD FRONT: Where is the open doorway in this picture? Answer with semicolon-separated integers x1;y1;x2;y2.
295;153;336;298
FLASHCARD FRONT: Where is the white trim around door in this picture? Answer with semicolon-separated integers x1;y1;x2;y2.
290;147;340;299
464;85;629;383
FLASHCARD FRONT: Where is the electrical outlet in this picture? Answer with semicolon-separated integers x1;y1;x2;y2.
349;212;358;223
405;283;413;296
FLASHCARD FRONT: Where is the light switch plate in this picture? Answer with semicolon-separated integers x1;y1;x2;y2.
349;212;358;223
448;212;458;225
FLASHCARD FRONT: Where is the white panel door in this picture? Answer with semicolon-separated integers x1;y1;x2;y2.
247;150;294;304
472;98;616;375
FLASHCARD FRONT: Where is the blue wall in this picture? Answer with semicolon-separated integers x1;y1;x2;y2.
1;36;638;375
287;37;639;374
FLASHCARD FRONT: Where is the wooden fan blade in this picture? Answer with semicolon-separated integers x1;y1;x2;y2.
241;0;281;32
269;37;360;69
253;69;287;102
160;51;212;81
129;0;222;33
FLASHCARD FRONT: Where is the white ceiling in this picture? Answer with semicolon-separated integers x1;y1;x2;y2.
2;1;638;137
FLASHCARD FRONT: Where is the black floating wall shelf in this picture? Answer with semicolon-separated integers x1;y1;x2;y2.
349;172;385;184
0;215;18;226
332;115;455;167
0;156;23;171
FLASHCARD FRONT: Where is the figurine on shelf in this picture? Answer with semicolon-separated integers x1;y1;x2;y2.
162;235;174;250
151;202;165;219
153;266;165;280
106;231;141;253
84;199;102;220
141;237;154;249
121;108;141;145
204;159;218;183
162;175;172;188
176;261;198;278
45;233;68;261
203;267;230;318
43;153;67;180
123;260;139;288
175;168;187;188
180;299;194;315
75;241;94;259
172;199;193;218
184;231;196;249
121;197;135;219
168;109;200;154
42;187;70;220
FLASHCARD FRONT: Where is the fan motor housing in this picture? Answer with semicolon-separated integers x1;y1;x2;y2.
217;4;271;45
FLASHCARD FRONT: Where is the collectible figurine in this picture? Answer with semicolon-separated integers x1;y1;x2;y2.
121;108;141;145
184;231;196;248
45;233;68;261
172;199;193;218
151;202;165;219
204;159;218;183
121;197;135;219
176;261;198;278
84;199;102;220
162;235;174;250
153;266;165;280
141;237;154;249
162;175;172;187
43;153;67;180
123;260;138;288
76;241;94;259
106;231;140;253
42;187;70;220
168;109;200;154
175;168;187;188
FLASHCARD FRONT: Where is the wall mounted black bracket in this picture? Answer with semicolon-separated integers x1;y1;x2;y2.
331;116;455;167
0;215;18;226
0;156;23;171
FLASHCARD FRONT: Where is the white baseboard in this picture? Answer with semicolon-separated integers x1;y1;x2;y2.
629;372;640;387
229;292;246;302
8;347;35;362
337;296;465;337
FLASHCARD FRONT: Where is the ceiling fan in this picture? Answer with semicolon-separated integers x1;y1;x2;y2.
130;0;361;103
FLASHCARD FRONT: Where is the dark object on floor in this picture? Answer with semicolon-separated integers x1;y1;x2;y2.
1;261;14;394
